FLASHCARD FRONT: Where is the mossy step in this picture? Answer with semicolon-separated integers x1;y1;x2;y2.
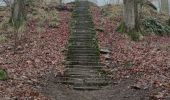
67;53;99;57
66;59;99;62
56;77;110;86
68;42;95;46
71;27;94;30
68;45;95;48
65;61;102;66
73;86;100;90
71;19;94;24
66;65;103;69
67;51;99;55
71;29;95;33
72;24;93;27
70;35;95;38
68;45;97;49
69;39;96;42
58;74;101;79
69;38;95;41
65;68;101;72
72;15;91;17
73;19;93;23
68;49;98;52
64;71;99;77
66;56;99;59
68;48;97;51
67;53;99;56
68;40;95;44
71;32;95;35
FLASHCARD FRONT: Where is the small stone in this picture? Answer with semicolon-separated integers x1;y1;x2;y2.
35;58;41;63
100;48;111;54
6;46;12;50
105;54;112;60
16;45;23;51
130;85;141;90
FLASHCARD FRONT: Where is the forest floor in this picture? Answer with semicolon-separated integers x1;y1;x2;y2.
0;3;170;100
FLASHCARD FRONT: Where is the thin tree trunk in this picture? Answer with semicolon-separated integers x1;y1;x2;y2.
123;0;137;31
161;0;169;13
10;0;25;53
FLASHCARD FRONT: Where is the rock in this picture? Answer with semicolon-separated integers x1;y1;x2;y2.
100;48;111;54
130;85;142;90
105;54;112;60
96;27;104;32
6;46;13;50
150;92;165;100
16;45;23;51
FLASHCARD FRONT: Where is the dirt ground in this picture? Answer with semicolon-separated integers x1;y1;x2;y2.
40;73;150;100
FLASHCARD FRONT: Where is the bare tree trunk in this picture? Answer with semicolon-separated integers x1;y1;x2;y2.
123;0;137;31
161;0;169;13
10;0;25;53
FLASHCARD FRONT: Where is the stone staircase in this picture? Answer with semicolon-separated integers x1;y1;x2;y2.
56;1;110;90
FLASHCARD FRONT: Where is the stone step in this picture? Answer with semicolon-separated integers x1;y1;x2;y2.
68;49;98;52
66;57;99;61
69;38;95;41
56;77;111;86
67;51;99;55
71;29;95;33
65;68;103;73
66;55;100;60
65;61;102;66
71;27;94;30
69;35;95;38
73;86;100;90
68;45;97;48
66;65;103;69
67;53;99;57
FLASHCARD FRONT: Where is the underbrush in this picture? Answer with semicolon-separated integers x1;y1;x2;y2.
102;4;170;41
28;1;60;32
0;0;60;41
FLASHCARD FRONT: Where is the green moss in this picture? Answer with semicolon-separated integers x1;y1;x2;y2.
127;30;140;41
116;22;126;33
0;69;8;81
0;34;7;43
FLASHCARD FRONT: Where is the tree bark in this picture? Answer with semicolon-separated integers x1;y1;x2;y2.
161;0;169;13
10;0;25;52
123;0;138;31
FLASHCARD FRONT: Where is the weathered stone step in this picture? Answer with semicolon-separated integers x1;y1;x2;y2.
71;27;94;30
68;41;95;45
68;50;99;54
73;86;100;90
68;42;94;46
65;61;102;66
72;20;92;23
68;45;97;49
68;48;96;51
72;15;92;18
72;24;94;28
67;53;99;57
66;65;103;69
68;45;95;48
71;29;95;33
70;35;95;38
68;48;98;52
67;52;99;56
66;56;99;60
69;37;95;41
66;59;98;62
56;77;111;86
